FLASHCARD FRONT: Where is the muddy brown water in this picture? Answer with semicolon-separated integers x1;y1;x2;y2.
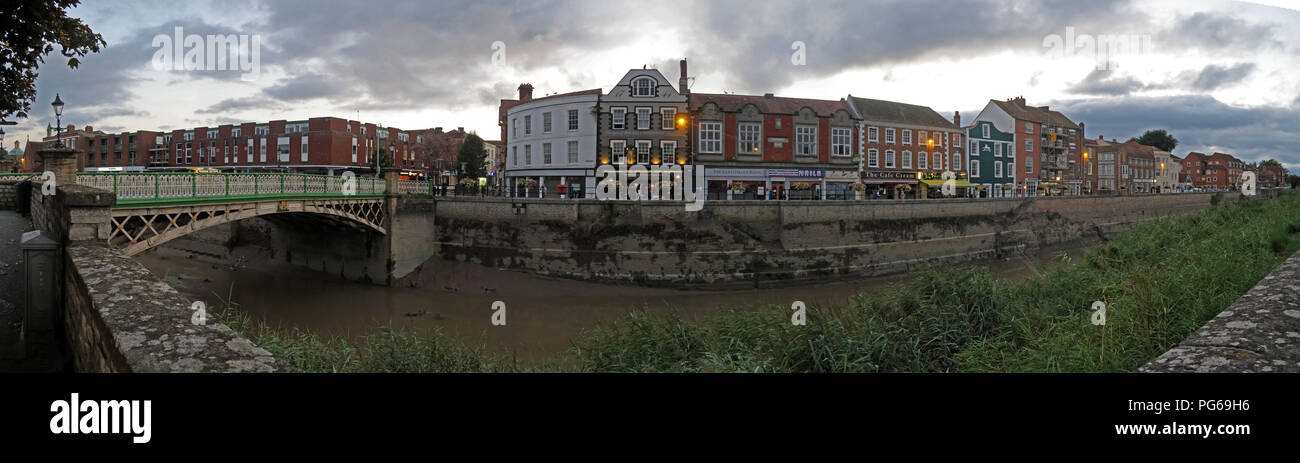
135;243;1085;366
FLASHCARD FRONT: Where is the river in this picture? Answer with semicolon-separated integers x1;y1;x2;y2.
135;242;1084;365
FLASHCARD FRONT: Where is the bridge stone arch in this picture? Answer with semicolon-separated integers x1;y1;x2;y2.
109;197;386;256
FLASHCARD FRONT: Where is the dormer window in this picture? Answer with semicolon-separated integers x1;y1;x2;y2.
632;77;655;97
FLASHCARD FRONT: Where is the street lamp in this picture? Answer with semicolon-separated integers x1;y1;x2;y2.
52;93;65;147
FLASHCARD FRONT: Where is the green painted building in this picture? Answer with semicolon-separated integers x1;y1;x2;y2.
966;120;1015;198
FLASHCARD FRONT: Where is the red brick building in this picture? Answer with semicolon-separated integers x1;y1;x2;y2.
688;92;860;199
1206;152;1245;190
847;96;963;199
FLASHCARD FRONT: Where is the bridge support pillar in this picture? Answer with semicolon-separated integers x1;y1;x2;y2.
36;147;77;188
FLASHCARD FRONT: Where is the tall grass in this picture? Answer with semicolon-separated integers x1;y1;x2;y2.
214;309;504;372
574;192;1300;372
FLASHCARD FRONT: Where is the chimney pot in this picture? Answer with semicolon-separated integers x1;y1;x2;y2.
518;83;534;102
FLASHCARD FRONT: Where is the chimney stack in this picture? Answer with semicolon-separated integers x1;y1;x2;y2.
84;125;92;133
67;124;75;133
678;59;689;94
518;83;534;102
954;111;961;127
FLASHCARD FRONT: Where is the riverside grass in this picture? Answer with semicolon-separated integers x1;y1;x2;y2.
222;192;1300;373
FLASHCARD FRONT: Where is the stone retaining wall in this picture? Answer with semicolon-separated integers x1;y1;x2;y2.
1141;248;1300;373
430;192;1239;287
63;241;293;372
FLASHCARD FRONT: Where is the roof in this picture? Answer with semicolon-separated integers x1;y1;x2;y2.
527;88;602;103
990;98;1079;129
847;96;953;128
691;93;852;118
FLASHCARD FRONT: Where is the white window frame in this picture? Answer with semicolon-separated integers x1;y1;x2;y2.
832;127;851;157
568;141;579;164
867;126;878;142
568;109;579;131
543;142;552;165
953;153;962;171
635;107;651;130
543;112;552;133
698;122;722;154
612;107;627;130
902;130;912;145
796;125;817;156
919;151;927;169
611;140;627;164
661;141;677;163
901;150;912;169
738;122;761;154
868;148;879;168
636;140;651;164
885;128;895;144
885;149;895;168
524;115;532;135
982;125;990;138
300;135;308;162
632;77;655;97
661;108;677;131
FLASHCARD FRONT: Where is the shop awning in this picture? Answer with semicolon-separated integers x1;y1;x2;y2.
920;179;975;187
863;179;919;184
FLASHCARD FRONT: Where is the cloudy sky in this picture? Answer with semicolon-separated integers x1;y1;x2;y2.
11;0;1300;169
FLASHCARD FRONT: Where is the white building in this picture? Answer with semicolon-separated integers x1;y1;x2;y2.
504;86;601;197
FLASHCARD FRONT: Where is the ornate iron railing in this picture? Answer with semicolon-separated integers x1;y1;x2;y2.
75;172;387;206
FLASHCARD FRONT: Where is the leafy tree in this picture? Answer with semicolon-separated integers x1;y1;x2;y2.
1288;174;1300;189
370;146;392;172
1;0;105;122
456;132;486;179
1260;159;1282;167
1127;129;1179;152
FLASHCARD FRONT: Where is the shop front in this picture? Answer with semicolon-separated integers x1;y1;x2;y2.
705;167;767;200
767;168;826;200
861;169;920;199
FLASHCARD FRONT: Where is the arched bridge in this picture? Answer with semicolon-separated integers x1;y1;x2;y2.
76;172;413;256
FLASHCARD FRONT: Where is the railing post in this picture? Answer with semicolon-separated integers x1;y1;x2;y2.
154;175;159;199
225;174;230;197
280;173;285;194
113;174;118;196
254;174;259;195
191;173;197;198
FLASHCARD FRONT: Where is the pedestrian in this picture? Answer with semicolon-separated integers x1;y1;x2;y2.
540;183;547;198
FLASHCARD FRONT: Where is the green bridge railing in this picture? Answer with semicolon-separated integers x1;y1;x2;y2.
73;172;398;206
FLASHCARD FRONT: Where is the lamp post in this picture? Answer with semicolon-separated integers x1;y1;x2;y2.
51;94;65;148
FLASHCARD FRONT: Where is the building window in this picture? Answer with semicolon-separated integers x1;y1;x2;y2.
632;77;655;97
543;112;552;133
636;140;651;164
636;107;651;130
301;136;308;162
1006;143;1014;159
277;137;290;163
1026;156;1033;173
832;127;851;156
885;128;895;144
698;122;722;154
352;137;358;163
247;139;254;163
512;146;518;166
933;153;943;170
739;122;761;154
543;143;552;165
661;108;677;131
885;149;895;168
661;141;676;163
970;140;978;156
525;144;532;165
995;161;1003;178
796;125;817;156
232;127;241;137
1026;122;1033;134
982;125;990;138
902;130;912;145
568;109;579;131
611;140;627;164
612;107;627;130
953;153;962;171
919;151;927;169
255;126;269;136
972;159;981;178
524;115;532;135
512;118;517;137
920;131;927;145
901;150;912;169
567;141;579;164
1025;140;1033;152
868;149;879;168
867;126;878;142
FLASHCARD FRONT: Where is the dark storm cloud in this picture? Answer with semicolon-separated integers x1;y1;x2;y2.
1187;63;1255;91
1157;11;1284;53
676;0;1146;93
1067;69;1152;96
1054;95;1300;167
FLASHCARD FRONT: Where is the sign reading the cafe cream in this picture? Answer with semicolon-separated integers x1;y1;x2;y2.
862;170;918;180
